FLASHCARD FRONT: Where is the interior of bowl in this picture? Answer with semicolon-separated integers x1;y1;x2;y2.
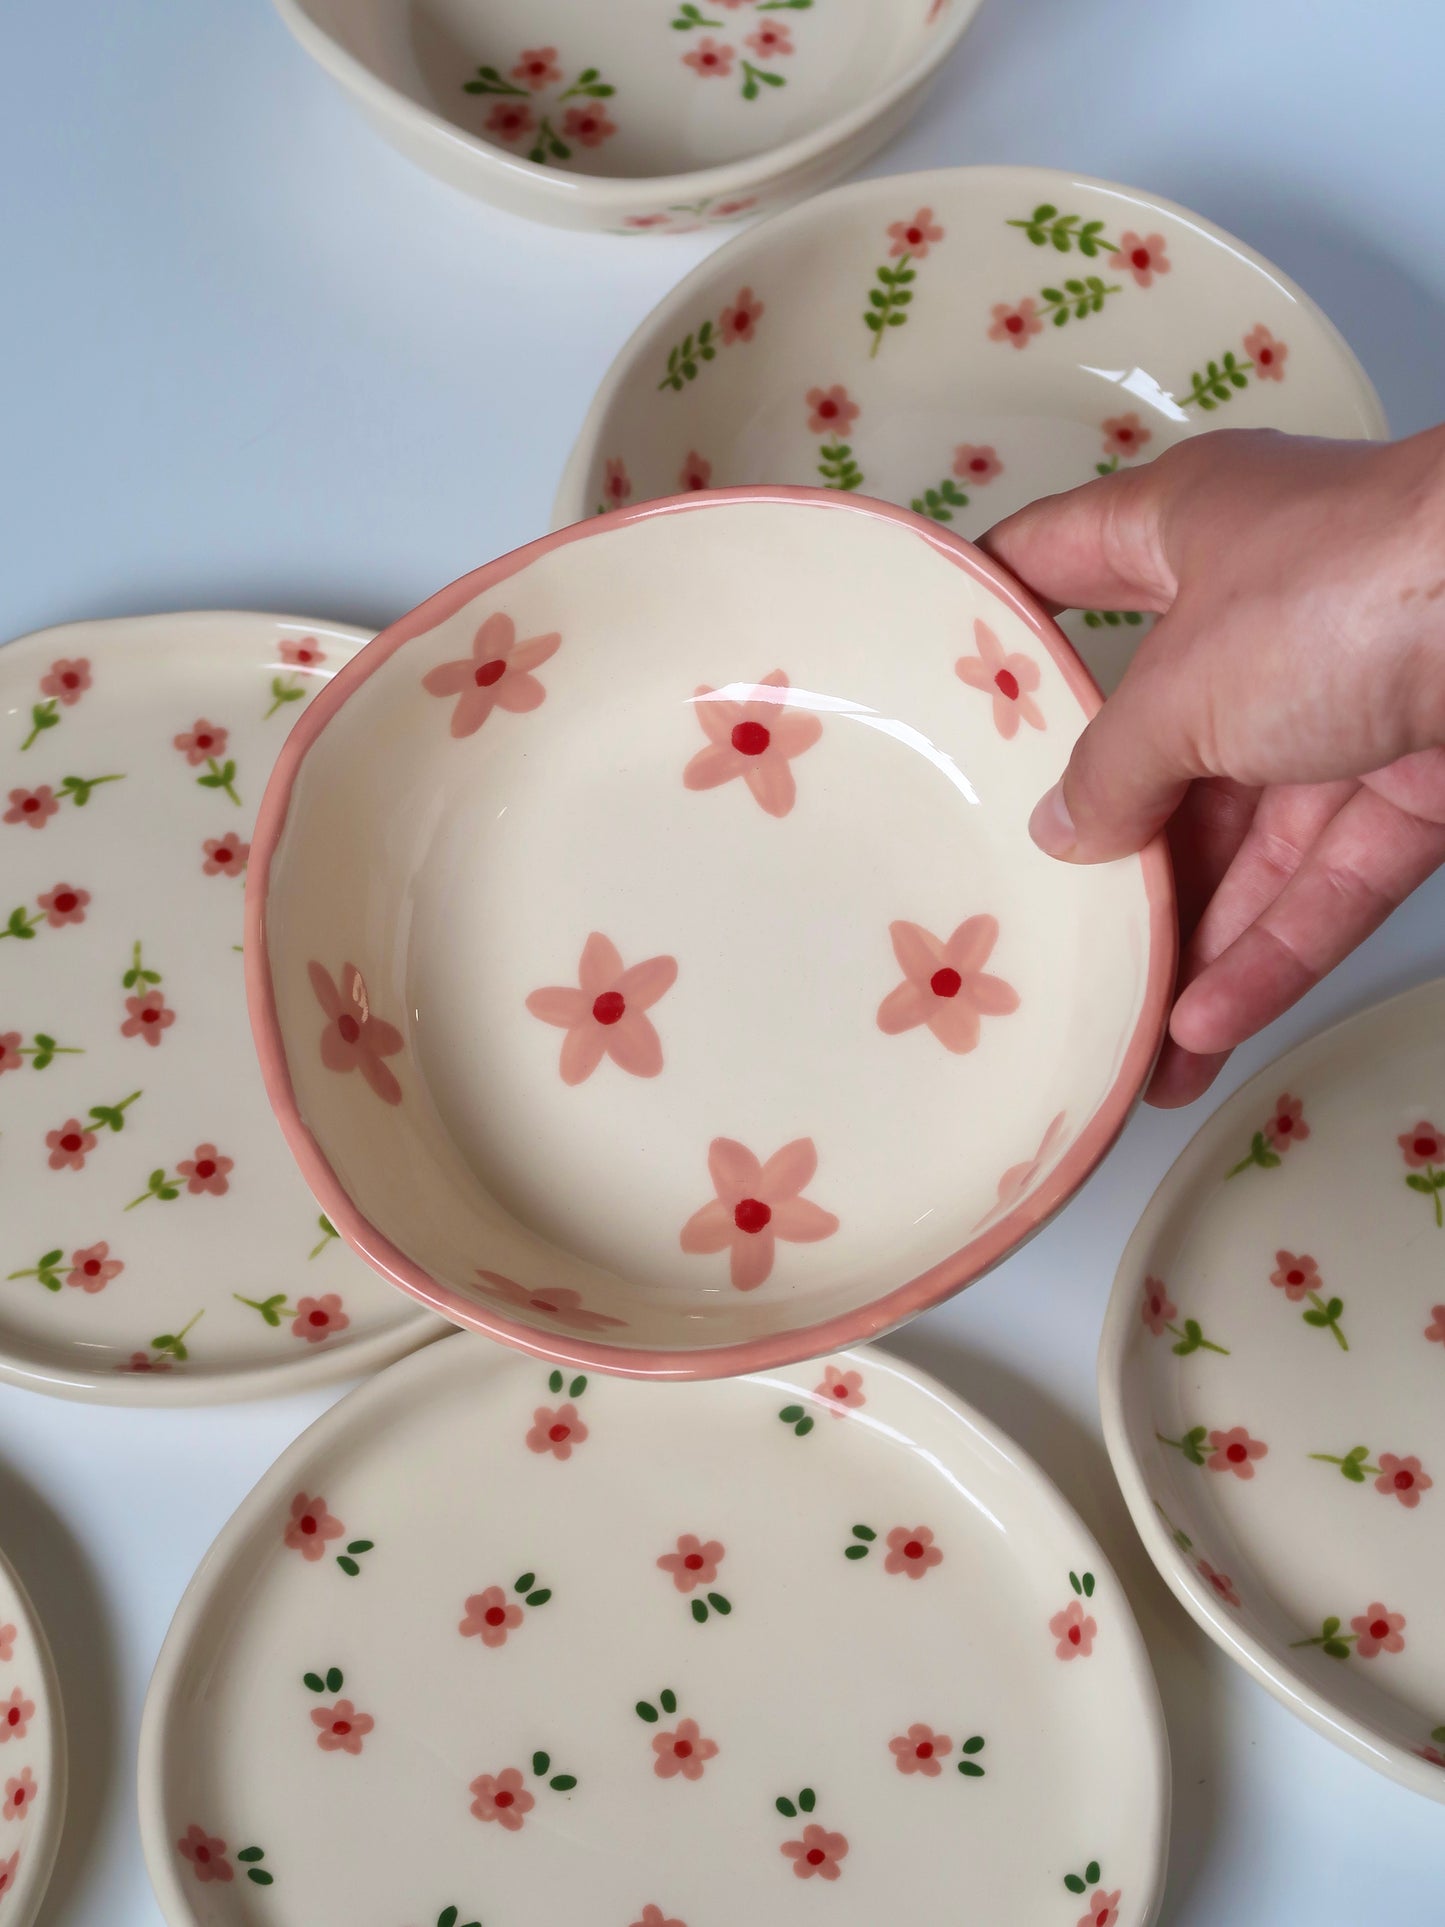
250;493;1170;1371
295;0;957;181
559;166;1386;690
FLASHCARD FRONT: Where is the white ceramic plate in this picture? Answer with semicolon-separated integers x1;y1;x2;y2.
554;165;1388;690
1100;977;1445;1804
0;614;447;1403
0;1543;65;1927
140;1335;1168;1924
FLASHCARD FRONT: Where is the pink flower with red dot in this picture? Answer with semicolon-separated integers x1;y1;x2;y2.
526;933;678;1086
1101;411;1152;457
1050;1597;1097;1659
782;1823;848;1881
4;787;59;830
602;456;631;505
291;1292;349;1344
746;21;794;57
39;656;91;704
36;882;89;926
470;1767;533;1829
683;36;734;78
683;669;822;818
172;719;228;766
1141;1276;1177;1336
1351;1602;1405;1658
422;610;562;739
0;1856;18;1902
1375;1453;1431;1508
177;1142;232;1196
46;1118;97;1171
887;206;944;259
4;1766;37;1822
657;1534;725;1594
814;1363;864;1415
1110;230;1170;287
122;988;176;1047
652;1717;718;1780
1197;1559;1241;1608
0;1627;13;1664
475;1270;627;1332
1078;1887;1122;1927
279;636;326;668
1206;1426;1268;1479
1426;1304;1445;1345
889;1722;952;1775
1269;1251;1319;1302
877;913;1019;1056
1399;1120;1443;1167
178;1824;233;1884
952;443;1002;483
486;100;536;143
1243;324;1287;381
283;1491;344;1560
956;618;1045;737
312;1698;373;1755
511;45;560;90
885;1525;943;1580
678;450;712;491
720;285;764;345
0;1035;21;1077
804;383;859;434
680;1135;838;1293
988;299;1043;349
459;1585;524;1648
526;1402;588;1461
66;1242;122;1294
309;961;404;1105
119;1351;171;1373
0;1689;34;1743
563;103;616;147
1266;1093;1308;1149
202;832;249;877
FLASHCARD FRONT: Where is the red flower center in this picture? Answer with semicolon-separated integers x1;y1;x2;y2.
1095;1910;1110;1927
684;1552;705;1570
196;1159;216;1179
54;892;77;911
1069;1623;1082;1645
5;1710;17;1727
300;1515;317;1534
474;658;507;688
673;1739;693;1758
21;797;40;814
1005;313;1023;334
1370;1618;1389;1639
213;846;232;863
1131;246;1151;269
904;1539;924;1559
1415;1136;1438;1158
577;114;597;134
84;1259;101;1276
1286;1269;1304;1286
930;967;962;999
485;1605;507;1625
308;1309;328;1327
1116;426;1135;445
994;668;1020;701
142;1006;160;1023
549;1423;570;1442
731;720;770;756
12;1789;24;1807
494;1789;514;1807
832;1384;848;1399
969;457;989;474
338;1015;361;1043
1226;1443;1247;1463
818;398;838;419
1275;1114;1294;1134
60;1133;82;1153
915;1741;933;1758
1259;346;1274;365
592;991;625;1026
906;226;923;244
701;51;718;67
332;1719;351;1735
687;471;704;488
196;1845;211;1864
806;1848;826;1866
62;671;79;688
734;1197;771;1234
1394;1469;1415;1490
196;733;213;750
298;648;316;663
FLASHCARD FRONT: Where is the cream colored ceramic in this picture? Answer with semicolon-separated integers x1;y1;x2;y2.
0;614;446;1403
0;1543;65;1927
271;0;983;233
247;491;1174;1378
554;165;1388;690
139;1335;1169;1925
1100;978;1445;1805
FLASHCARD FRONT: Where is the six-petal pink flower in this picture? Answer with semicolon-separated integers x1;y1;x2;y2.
680;1135;838;1292
876;914;1019;1055
526;933;677;1085
683;670;822;818
308;961;404;1105
956;619;1044;737
422;611;562;739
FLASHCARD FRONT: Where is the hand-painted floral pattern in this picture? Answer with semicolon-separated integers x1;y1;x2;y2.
1078;1888;1122;1927
4;787;58;829
889;1722;952;1774
1140;1276;1229;1356
1242;324;1287;380
121;988;175;1047
719;285;764;345
526;933;678;1084
202;832;248;877
680;1135;838;1291
1226;1092;1308;1175
657;1535;725;1593
66;1242;123;1293
988;299;1043;348
178;1823;233;1884
1206;1426;1268;1479
469;1767;534;1830
652;1716;718;1779
805;384;859;435
311;1697;373;1754
459;1586;524;1647
3;1766;36;1821
422;612;562;739
877;914;1019;1054
1101;412;1152;457
684;670;822;818
45;1119;98;1171
885;1525;943;1579
308;961;403;1104
955;618;1044;737
0;1692;34;1743
1309;1444;1431;1508
1427;1304;1445;1345
284;1492;345;1561
1399;1119;1445;1226
291;1293;348;1343
39;657;91;705
1109;232;1170;287
678;450;712;491
526;1402;588;1460
475;1270;627;1332
814;1364;864;1414
865;210;942;355
1050;1597;1096;1659
1293;1604;1406;1660
279;637;327;669
632;1909;686;1927
782;1822;848;1881
465;55;616;166
954;443;1003;483
603;456;632;507
35;883;89;927
1196;1559;1241;1608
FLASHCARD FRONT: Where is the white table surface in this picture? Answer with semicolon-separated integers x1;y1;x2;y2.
3;1;1444;1920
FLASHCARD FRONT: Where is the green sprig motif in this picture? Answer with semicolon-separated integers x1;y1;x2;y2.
740;60;787;101
6;1249;66;1293
234;1292;295;1328
4;1032;82;1071
1299;1291;1349;1351
1157;1424;1208;1467
1163;1315;1229;1357
121;939;162;991
264;674;305;719
1081;609;1145;631
756;0;814;8
775;1785;817;1818
778;1402;814;1437
1069;1569;1097;1599
658;319;717;392
1405;1163;1445;1228
149;1310;204;1364
527;115;571;166
818;441;863;491
1035;276;1121;327
1177;349;1253;412
672;3;722;24
864;256;916;355
337;1538;375;1577
531;1748;579;1793
1007;204;1119;257
20;699;59;751
1095;453;1121;477
1064;1859;1105;1897
57;773;124;809
126;1166;181;1209
843;1522;876;1560
690;1591;732;1625
309;1213;339;1259
911;478;968;523
1289;1613;1357;1661
302;1665;345;1694
1;903;40;940
513;1571;553;1608
957;1734;987;1778
635;1686;679;1722
547;1368;588;1397
88;1090;141;1133
462;64;529;98
1226;1129;1281;1178
196;756;241;805
1309;1444;1387;1483
435;1909;482;1927
558;67;614;102
236;1846;273;1888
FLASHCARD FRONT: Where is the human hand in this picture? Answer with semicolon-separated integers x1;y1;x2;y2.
982;426;1445;1106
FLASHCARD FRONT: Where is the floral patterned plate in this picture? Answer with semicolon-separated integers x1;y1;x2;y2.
0;614;447;1403
139;1333;1169;1924
0;1542;66;1927
553;165;1388;690
1099;977;1445;1805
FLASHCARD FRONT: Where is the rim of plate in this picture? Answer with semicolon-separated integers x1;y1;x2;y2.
1098;974;1445;1806
271;0;985;213
553;162;1389;526
246;487;1178;1380
0;611;450;1408
138;1330;1172;1925
0;1541;67;1927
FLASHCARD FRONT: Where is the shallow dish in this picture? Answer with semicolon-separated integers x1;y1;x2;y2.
140;1335;1168;1924
0;614;446;1404
248;490;1174;1376
272;0;983;233
1099;977;1445;1805
0;1541;66;1927
554;165;1387;688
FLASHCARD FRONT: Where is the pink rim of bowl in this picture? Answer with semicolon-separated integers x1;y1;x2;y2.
245;487;1178;1378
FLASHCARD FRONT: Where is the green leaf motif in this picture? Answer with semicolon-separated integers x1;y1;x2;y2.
636;1701;658;1722
778;1404;804;1423
303;1672;324;1692
910;476;968;523
817;441;863;492
548;1369;564;1393
569;1374;587;1397
337;1556;360;1576
1086;1862;1101;1885
533;1750;550;1776
794;1415;814;1435
660;1688;677;1714
798;1786;815;1812
852;1524;876;1541
348;1540;374;1555
707;1592;730;1615
1065;1875;1087;1894
515;1571;535;1593
691;1599;708;1623
526;1587;551;1607
776;1795;797;1817
237;1847;264;1863
550;1773;577;1791
326;1666;343;1692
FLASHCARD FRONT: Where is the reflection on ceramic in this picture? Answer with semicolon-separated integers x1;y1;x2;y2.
1100;977;1445;1805
248;491;1175;1377
140;1335;1169;1924
0;1543;66;1927
554;166;1387;689
0;615;446;1404
272;0;983;232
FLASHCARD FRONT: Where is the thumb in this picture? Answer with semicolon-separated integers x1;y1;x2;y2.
980;462;1177;615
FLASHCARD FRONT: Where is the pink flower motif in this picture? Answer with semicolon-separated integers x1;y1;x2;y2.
36;882;89;926
39;656;91;705
0;1856;18;1901
887;206;944;258
1141;1276;1177;1336
459;1585;524;1647
876;914;1019;1055
283;1491;344;1560
889;1722;952;1774
121;988;176;1047
119;1351;170;1373
177;1143;233;1196
1244;324;1287;381
683;670;822;818
1351;1603;1405;1658
421;611;562;740
1197;1559;1241;1608
470;1767;534;1829
683;37;734;78
1101;411;1152;457
712;196;756;217
1266;1093;1308;1149
511;45;561;90
632;1910;686;1927
475;1270;627;1332
782;1823;848;1881
652;1717;718;1780
680;1136;838;1292
1050;1598;1097;1659
291;1293;349;1344
988;299;1043;349
1399;1120;1444;1167
525;933;677;1085
885;1525;943;1579
1269;1251;1318;1301
308;961;404;1104
172;719;228;766
4;787;59;829
312;1698;373;1754
202;831;249;877
814;1364;864;1415
563;103;616;147
678;450;712;491
625;214;671;229
4;1767;37;1821
955;618;1044;737
0;1626;13;1662
485;100;536;143
46;1119;97;1172
1427;1305;1445;1345
746;21;794;57
279;636;326;668
0;1036;21;1077
805;384;859;435
67;1242;122;1293
526;1402;588;1460
0;1690;34;1743
720;285;764;345
178;1824;233;1884
1375;1453;1431;1508
1206;1426;1268;1479
1110;230;1170;287
603;456;631;506
657;1534;725;1593
1078;1888;1122;1927
952;443;1002;483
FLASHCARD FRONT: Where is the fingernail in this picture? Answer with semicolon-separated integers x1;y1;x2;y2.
1028;781;1076;857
